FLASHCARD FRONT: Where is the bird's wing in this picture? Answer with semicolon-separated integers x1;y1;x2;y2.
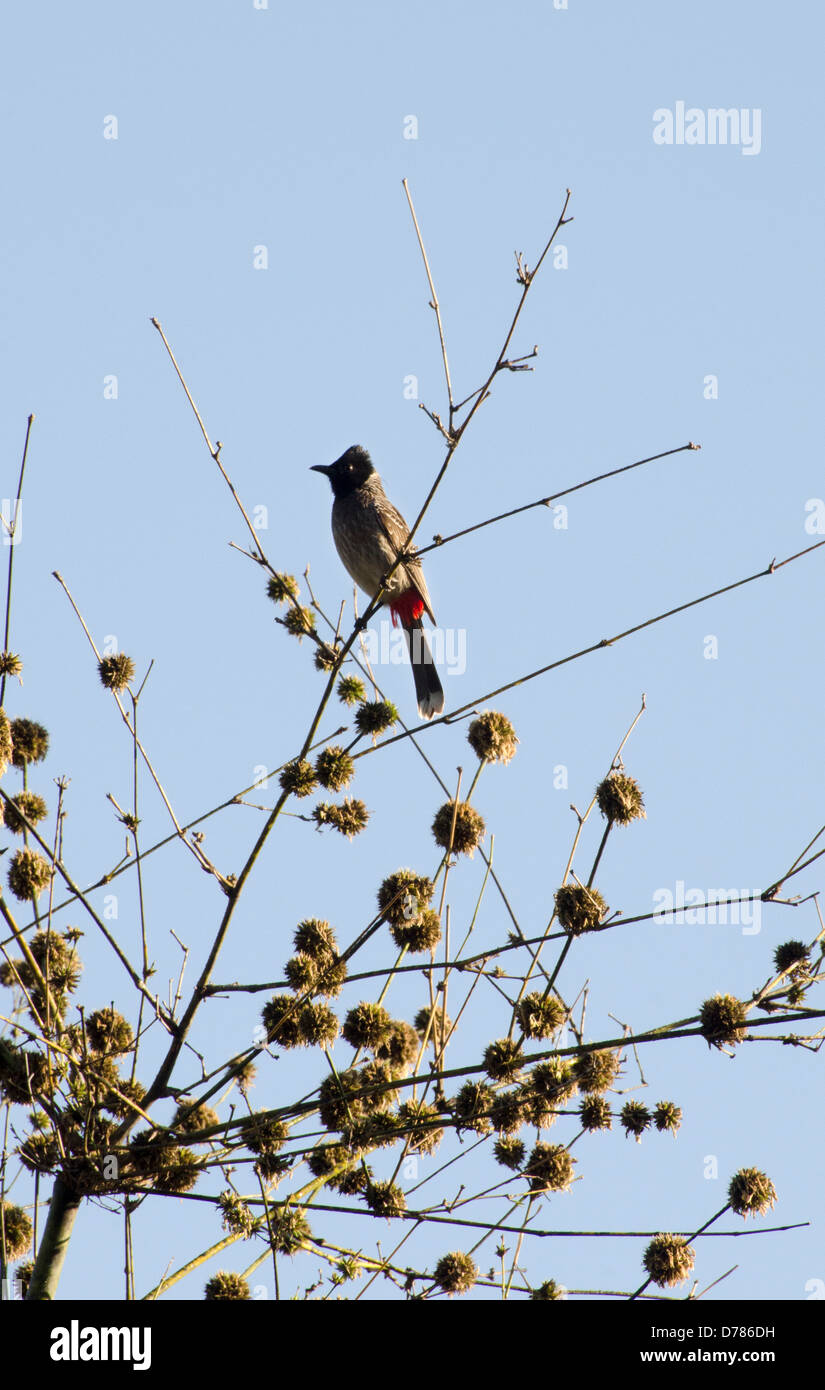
375;498;437;624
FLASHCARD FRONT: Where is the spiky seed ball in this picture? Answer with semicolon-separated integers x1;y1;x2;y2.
0;1044;55;1106
0;709;13;774
318;1067;367;1131
414;1005;452;1050
654;1101;682;1135
342;1002;393;1051
0;958;19;987
299;1002;339;1047
398;1100;444;1154
173;1099;220;1134
620;1101;651;1142
5;1045;61;1100
517;992;565;1040
354;700;399;737
343;1109;401;1151
0;1203;33;1260
7;847;52;900
524;1143;576;1194
432;800;485;856
311;1142;361;1176
65;1057;117;1109
307;1143;355;1180
554;883;607;935
279;758;317;799
579;1096;612;1131
241;1115;287;1156
285;951;346;999
520;1089;559;1131
18;1129;60;1173
531;1057;579;1104
377;869;434;928
267;572;300;604
294;918;337;959
0;651;23;678
531;1279;565;1301
727;1167;777;1219
98;653;136;691
699;993;747;1048
307;1145;369;1195
255;1152;292;1182
337;675;366;705
337;1165;372;1197
315;746;355;792
574;1049;622;1094
453;1080;495;1135
261;994;304;1048
494;1136;526;1170
5;1048;55;1106
205;1271;252;1300
102;1076;147;1119
224;1200;260;1238
467;711;518;765
389;908;442;953
161;1149;205;1195
28;929;82;994
285;952;319;993
128;1132;203;1195
23;930;63;974
314;958;348;998
283;604;316;639
596;771;646;826
313;799;370;838
773;940;810;975
85;1007;134;1055
483;1038;525;1082
490;1089;527;1134
434;1252;477;1297
642;1234;695;1288
319;1067;397;1134
375;1020;420;1072
10;718;49;766
218;1191;259;1237
80;1055;121;1098
3;792;48;835
308;1139;355;1184
358;1060;400;1113
364;1181;406;1218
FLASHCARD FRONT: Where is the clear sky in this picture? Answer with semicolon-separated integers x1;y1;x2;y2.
1;0;823;1301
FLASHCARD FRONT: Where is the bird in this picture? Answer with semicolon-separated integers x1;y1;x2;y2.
311;446;445;720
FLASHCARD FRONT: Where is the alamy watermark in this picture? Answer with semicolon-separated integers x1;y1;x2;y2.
653;102;762;156
361;621;466;677
652;880;761;935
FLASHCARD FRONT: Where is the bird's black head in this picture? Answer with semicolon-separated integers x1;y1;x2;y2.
311;445;375;498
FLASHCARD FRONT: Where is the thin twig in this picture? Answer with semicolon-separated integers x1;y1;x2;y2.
0;413;34;707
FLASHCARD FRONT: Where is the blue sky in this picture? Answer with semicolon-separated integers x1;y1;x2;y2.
1;1;823;1301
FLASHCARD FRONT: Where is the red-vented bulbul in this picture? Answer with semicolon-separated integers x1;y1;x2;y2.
311;446;445;720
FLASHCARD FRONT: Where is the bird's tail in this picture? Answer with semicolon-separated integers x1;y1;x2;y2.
402;616;445;721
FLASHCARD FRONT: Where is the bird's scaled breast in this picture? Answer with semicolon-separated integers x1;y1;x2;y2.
331;496;407;600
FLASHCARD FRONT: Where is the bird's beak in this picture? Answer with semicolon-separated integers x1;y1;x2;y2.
310;464;332;476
